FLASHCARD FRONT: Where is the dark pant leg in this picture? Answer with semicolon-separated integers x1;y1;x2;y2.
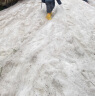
46;2;51;13
83;0;88;2
50;1;55;12
46;1;55;13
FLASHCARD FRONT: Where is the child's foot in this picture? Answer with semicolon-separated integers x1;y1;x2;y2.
46;13;52;20
50;12;52;15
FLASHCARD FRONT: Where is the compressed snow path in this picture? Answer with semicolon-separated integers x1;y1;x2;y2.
0;0;95;96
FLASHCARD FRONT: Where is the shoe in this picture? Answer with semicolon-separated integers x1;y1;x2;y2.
46;13;52;20
50;12;52;15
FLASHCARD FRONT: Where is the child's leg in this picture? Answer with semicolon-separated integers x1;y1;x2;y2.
83;0;88;2
45;2;53;20
46;2;52;13
50;1;55;12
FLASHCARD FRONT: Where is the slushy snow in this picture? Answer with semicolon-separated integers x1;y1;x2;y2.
0;0;95;96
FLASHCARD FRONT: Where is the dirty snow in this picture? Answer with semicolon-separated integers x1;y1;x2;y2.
0;0;95;96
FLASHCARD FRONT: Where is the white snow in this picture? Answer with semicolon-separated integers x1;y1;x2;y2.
0;0;95;96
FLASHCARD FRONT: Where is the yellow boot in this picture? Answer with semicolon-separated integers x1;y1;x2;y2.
50;12;52;15
46;13;52;20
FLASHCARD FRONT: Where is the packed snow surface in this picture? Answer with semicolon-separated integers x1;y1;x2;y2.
0;0;95;96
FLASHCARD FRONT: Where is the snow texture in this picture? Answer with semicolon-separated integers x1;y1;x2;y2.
0;0;95;96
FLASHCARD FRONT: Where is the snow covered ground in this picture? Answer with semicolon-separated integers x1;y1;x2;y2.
0;0;95;96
